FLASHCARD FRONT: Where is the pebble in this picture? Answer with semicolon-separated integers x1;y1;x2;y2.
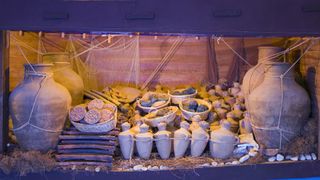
305;154;312;160
299;154;306;161
160;165;169;170
133;165;144;171
85;167;90;171
149;166;159;171
290;156;299;161
225;162;232;165
141;167;148;171
211;161;218;167
239;154;250;163
249;150;258;157
95;167;101;172
232;161;240;165
311;153;317;160
200;163;211;167
218;162;225;166
276;154;284;161
285;155;292;160
71;165;76;170
268;156;276;162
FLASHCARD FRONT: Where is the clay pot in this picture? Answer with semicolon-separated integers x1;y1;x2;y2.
242;47;282;109
119;122;135;160
210;120;238;159
191;121;209;157
43;53;84;106
135;123;153;159
248;62;310;150
154;122;172;159
174;121;191;158
9;64;71;151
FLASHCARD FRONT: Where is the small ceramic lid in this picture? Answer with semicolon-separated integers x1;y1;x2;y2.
139;123;149;133
121;122;131;131
180;121;190;130
157;122;167;131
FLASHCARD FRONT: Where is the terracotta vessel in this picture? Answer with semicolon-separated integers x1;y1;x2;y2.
154;122;172;159
174;121;191;158
119;122;135;160
43;53;84;106
248;62;310;150
210;120;238;159
135;123;153;159
9;64;71;151
191;121;209;157
242;46;282;109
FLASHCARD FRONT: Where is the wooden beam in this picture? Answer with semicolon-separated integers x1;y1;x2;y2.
0;31;9;153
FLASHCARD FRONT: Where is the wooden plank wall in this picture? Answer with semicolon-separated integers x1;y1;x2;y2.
9;31;286;91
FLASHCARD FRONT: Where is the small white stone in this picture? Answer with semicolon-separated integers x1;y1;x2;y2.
268;156;276;162
299;154;306;161
200;163;211;167
71;165;76;170
147;165;152;169
85;167;90;171
150;166;159;171
305;154;312;160
249;150;258;157
160;165;169;170
95;167;101;172
290;156;299;161
218;162;225;166
239;154;250;163
133;165;144;171
232;161;240;165
225;162;232;165
276;154;284;161
211;161;218;167
141;167;148;171
285;155;292;160
311;153;317;160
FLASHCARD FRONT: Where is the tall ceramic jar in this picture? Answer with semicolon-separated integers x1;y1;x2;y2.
154;122;172;159
9;64;71;152
42;53;84;106
135;123;153;159
191;121;209;157
119;122;135;160
242;47;282;109
174;121;191;158
248;62;310;150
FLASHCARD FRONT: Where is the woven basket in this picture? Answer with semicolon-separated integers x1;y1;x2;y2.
179;98;212;121
136;92;171;113
144;106;178;127
168;89;197;105
70;104;118;133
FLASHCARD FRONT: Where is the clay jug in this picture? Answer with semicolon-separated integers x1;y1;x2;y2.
9;64;71;152
242;46;282;109
154;122;172;159
248;62;310;150
174;121;191;158
191;121;209;157
119;122;135;160
43;53;84;106
210;120;238;159
135;123;153;159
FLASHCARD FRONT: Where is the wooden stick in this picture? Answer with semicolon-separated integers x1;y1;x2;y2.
58;149;114;155
59;135;117;141
58;161;112;167
90;90;120;106
55;154;112;162
58;144;116;151
60;140;117;146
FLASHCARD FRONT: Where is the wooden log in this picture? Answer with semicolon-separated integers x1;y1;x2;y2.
57;149;115;155
55;154;113;162
57;144;116;151
84;109;101;124
60;140;117;146
87;99;105;110
59;135;117;141
69;104;87;122
58;161;112;167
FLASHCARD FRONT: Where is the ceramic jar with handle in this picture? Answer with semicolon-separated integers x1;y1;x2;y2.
154;122;172;159
174;121;191;158
136;123;153;159
119;122;135;159
191;121;209;157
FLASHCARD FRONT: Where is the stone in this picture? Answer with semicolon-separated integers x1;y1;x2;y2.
133;165;144;171
305;154;312;160
225;162;232;165
299;154;306;161
232;161;240;165
211;161;218;167
239;154;250;163
290;156;299;161
285;155;292;160
160;165;169;170
218;162;225;166
276;154;284;161
248;150;258;157
268;156;276;162
149;166;159;171
85;167;90;171
141;167;148;171
200;163;211;167
311;153;317;160
95;167;101;172
71;165;76;170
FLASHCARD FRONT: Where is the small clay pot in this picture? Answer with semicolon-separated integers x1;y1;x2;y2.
135;123;153;159
119;122;135;160
154;122;172;159
191;121;209;157
174;121;191;158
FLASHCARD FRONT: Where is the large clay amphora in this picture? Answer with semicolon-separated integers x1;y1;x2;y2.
9;64;71;152
242;47;282;109
43;53;84;106
248;62;310;150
